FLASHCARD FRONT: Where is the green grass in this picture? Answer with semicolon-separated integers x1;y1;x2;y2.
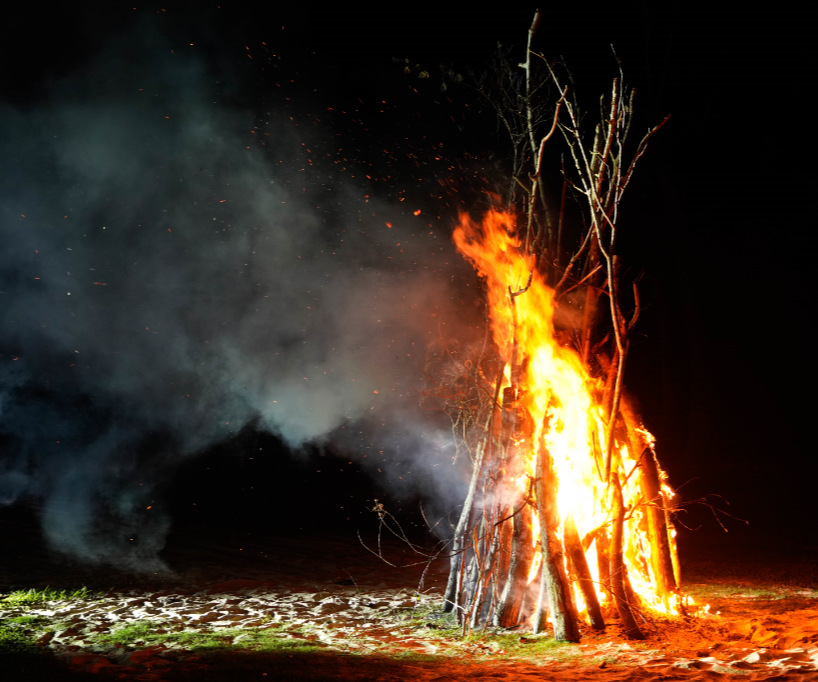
230;627;327;654
99;619;326;655
488;631;575;658
0;619;78;681
0;621;90;681
0;610;328;681
402;605;581;662
5;615;49;626
99;620;159;646
408;605;461;636
0;586;95;607
0;621;41;656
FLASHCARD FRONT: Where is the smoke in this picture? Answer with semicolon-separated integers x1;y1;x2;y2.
0;17;475;570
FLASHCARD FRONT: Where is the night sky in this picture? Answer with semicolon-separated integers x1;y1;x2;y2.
1;1;813;575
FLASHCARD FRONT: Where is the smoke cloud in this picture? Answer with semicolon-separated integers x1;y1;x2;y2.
0;18;475;570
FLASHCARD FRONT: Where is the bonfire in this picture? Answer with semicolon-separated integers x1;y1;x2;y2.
433;11;679;641
443;206;681;641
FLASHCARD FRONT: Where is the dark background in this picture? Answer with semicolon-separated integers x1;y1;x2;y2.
1;1;814;576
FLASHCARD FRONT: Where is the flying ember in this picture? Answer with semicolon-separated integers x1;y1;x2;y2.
443;205;684;640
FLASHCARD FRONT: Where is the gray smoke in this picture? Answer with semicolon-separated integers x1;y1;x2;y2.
0;19;474;570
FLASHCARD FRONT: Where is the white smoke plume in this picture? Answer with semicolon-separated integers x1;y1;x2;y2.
0;17;476;570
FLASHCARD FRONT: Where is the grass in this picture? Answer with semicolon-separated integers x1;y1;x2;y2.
5;615;49;626
402;604;582;663
0;621;41;656
81;605;578;667
0;585;107;681
99;619;159;646
408;605;461;635
0;607;329;681
488;631;576;658
0;586;95;607
99;619;326;655
0;619;88;681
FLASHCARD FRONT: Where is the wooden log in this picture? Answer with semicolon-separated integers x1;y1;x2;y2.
666;503;681;590
531;558;548;635
491;504;514;625
445;366;506;615
443;439;484;613
467;516;493;630
638;447;678;598
532;442;580;642
493;365;537;629
593;527;613;608
495;502;535;628
564;516;605;631
609;473;644;639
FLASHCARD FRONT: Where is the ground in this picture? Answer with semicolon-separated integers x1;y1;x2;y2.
2;515;818;681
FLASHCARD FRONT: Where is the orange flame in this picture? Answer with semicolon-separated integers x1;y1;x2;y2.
454;206;682;619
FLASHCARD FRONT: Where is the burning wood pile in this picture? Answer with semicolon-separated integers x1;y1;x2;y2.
432;11;681;642
443;208;681;641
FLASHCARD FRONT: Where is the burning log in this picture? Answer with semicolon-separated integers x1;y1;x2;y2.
563;516;605;631
532;435;580;641
608;472;644;639
638;445;680;600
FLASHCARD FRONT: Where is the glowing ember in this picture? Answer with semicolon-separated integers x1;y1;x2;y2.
453;205;683;625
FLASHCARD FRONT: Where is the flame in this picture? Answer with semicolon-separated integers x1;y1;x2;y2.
454;206;682;620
